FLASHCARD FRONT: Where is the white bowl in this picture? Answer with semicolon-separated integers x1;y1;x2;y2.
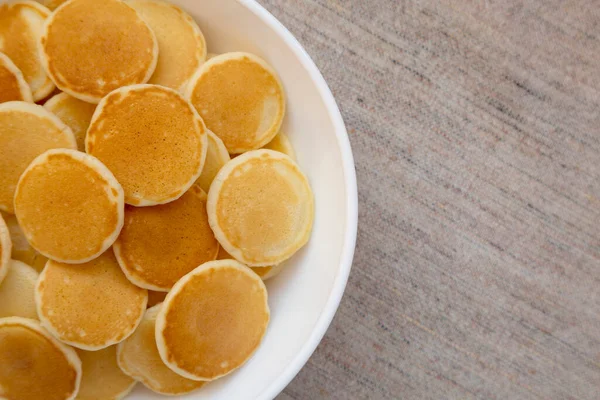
144;1;358;399
16;0;357;397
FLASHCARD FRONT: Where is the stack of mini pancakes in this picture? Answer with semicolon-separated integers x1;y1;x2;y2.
0;0;314;398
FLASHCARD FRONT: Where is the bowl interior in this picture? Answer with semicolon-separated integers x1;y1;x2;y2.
134;0;355;398
34;0;355;398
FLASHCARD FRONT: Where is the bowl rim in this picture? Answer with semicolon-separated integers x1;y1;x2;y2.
238;1;359;399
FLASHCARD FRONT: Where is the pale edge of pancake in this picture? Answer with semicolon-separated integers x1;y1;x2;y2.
0;316;82;400
38;0;159;104
184;52;286;153
264;132;296;161
42;91;69;111
34;259;147;351
207;129;230;166
260;262;286;281
126;0;207;93
86;84;208;206
14;148;123;264
116;304;203;395
8;1;56;101
155;259;270;382
0;52;33;102
206;149;314;267
0;213;12;285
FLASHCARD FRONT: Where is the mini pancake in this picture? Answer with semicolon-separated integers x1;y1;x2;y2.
40;0;158;103
0;101;76;214
0;260;39;319
196;130;230;193
35;251;148;350
156;260;270;381
0;52;33;103
263;132;296;160
147;291;167;308
186;52;285;153
1;212;48;272
127;0;206;92
114;185;219;291
0;316;81;400
87;84;207;206
0;214;11;285
117;304;205;395
216;246;284;282
44;92;96;151
207;149;314;266
76;346;137;400
14;149;124;263
0;1;55;101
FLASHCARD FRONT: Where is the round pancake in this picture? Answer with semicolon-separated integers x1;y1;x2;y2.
196;130;230;193
86;84;207;206
0;52;33;103
44;92;96;151
156;260;270;381
1;212;48;272
186;52;285;153
147;290;167;308
114;185;219;291
263;132;296;160
40;0;158;103
35;251;148;350
76;346;136;400
14;149;124;263
0;101;76;214
117;304;205;395
0;260;39;319
127;0;206;92
216;246;283;282
0;316;81;400
208;150;314;266
0;214;11;285
0;1;55;101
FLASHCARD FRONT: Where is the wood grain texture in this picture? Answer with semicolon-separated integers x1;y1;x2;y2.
258;1;600;399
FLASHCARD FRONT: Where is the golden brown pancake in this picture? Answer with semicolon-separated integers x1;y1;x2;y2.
263;132;296;160
35;0;68;10
0;317;81;400
196;130;230;194
0;52;32;103
186;52;285;153
147;290;167;308
0;101;76;214
0;213;11;285
0;1;55;101
216;245;284;282
117;304;205;395
114;185;219;291
208;150;314;266
0;260;39;319
87;84;207;206
35;251;148;350
76;346;136;400
40;0;158;103
156;260;270;381
1;211;47;272
44;92;96;151
14;149;124;263
127;0;206;92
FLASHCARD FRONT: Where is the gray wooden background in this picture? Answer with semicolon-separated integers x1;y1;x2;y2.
258;1;600;399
